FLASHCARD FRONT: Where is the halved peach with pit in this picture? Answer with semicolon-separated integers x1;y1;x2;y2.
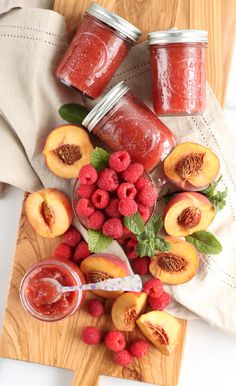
25;188;73;238
111;292;147;331
164;192;216;237
43;124;93;179
150;237;198;284
164;142;220;190
80;254;130;299
136;311;181;356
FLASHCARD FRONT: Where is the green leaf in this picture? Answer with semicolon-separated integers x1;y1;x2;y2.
154;237;170;252
201;175;222;196
136;238;156;257
124;212;145;235
59;103;89;124
91;147;110;171
88;229;112;253
207;188;228;212
185;231;222;255
144;214;163;238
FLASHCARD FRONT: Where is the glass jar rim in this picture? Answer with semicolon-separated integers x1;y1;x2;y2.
86;2;141;42
19;259;82;322
148;29;208;44
82;81;130;132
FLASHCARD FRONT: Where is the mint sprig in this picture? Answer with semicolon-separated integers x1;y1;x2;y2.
124;212;144;235
59;103;89;124
88;229;112;253
91;147;110;171
201;176;227;212
185;230;222;255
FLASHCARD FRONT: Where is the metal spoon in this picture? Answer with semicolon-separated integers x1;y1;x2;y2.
38;275;142;304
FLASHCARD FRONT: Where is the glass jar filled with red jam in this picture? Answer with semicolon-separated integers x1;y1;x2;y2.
20;258;85;322
82;81;176;172
55;2;141;99
148;29;208;116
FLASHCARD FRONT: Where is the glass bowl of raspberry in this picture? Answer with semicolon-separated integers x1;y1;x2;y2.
72;149;158;243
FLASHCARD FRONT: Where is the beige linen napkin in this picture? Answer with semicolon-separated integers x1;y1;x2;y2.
0;3;236;332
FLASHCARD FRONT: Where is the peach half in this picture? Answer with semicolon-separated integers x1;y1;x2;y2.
150;237;198;284
43;124;93;179
111;292;147;331
164;192;216;237
25;188;73;238
136;311;181;356
80;254;130;299
164;142;220;190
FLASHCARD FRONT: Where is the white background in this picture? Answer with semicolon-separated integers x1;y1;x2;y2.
0;49;236;386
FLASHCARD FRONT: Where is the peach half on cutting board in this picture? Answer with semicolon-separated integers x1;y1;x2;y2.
43;124;93;179
164;142;220;190
149;237;199;284
164;191;216;237
25;188;73;238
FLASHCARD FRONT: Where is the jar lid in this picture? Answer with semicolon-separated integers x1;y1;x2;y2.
82;81;129;132
86;2;141;43
148;29;208;44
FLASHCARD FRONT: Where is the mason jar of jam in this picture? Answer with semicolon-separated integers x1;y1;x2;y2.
82;81;176;172
20;258;85;322
55;2;141;99
148;29;208;115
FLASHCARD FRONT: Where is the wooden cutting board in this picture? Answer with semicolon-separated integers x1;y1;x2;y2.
0;1;235;385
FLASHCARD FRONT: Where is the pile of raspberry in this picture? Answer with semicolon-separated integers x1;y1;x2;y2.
75;151;157;240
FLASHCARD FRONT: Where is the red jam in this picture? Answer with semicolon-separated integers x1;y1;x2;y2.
20;258;85;322
148;30;208;115
55;4;140;99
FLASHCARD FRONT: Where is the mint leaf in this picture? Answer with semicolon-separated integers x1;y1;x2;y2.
136;238;156;257
155;237;170;252
144;214;163;238
88;229;112;253
59;103;89;124
91;147;110;171
201;175;222;196
201;175;227;212
185;231;222;255
124;212;144;235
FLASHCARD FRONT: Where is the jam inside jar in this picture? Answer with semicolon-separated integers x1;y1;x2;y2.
20;258;85;322
148;30;208;116
82;82;176;172
55;3;141;99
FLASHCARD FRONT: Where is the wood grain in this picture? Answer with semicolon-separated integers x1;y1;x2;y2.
53;0;236;106
0;198;186;386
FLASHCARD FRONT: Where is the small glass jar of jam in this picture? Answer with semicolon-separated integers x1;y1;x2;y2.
20;258;86;322
148;29;208;115
82;81;176;172
55;2;141;99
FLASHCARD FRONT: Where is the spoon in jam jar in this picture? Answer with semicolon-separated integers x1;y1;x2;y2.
31;275;142;305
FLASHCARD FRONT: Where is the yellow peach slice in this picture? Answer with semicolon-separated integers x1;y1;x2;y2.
111;292;147;331
43;124;93;179
150;237;198;284
136;311;181;356
25;188;73;238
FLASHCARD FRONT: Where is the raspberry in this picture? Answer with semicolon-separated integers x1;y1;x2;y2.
105;198;121;218
132;257;150;275
76;199;94;218
117;238;126;245
117;183;137;200
109;150;131;172
126;239;137;260
54;243;72;259
104;331;126;352
97;168;119;191
148;291;171;311
123;163;144;183
129;340;149;358
82;326;101;345
135;176;151;191
118;198;138;216
122;227;135;239
138;186;157;207
138;204;150;223
73;241;90;261
113;350;133;366
102;218;123;239
143;278;163;299
78;165;98;185
92;189;109;209
87;299;104;317
77;183;96;199
87;210;105;230
63;226;81;247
